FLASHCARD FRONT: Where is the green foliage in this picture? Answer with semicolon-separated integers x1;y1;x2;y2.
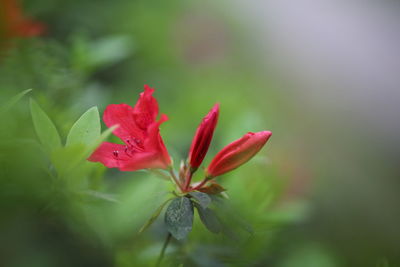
71;35;134;75
139;197;173;234
165;197;194;240
66;106;100;147
189;191;211;209
0;0;344;266
51;111;115;181
30;98;62;153
194;203;221;234
0;89;32;112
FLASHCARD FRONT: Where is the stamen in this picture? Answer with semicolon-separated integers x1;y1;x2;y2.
124;146;133;157
124;138;145;152
126;139;132;147
113;150;119;158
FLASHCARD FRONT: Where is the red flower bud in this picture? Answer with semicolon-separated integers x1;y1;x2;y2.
188;103;219;170
206;131;272;177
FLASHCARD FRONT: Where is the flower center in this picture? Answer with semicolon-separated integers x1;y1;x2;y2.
112;138;145;160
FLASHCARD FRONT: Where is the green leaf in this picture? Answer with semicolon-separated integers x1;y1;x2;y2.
164;197;194;240
30;98;61;153
139;198;173;234
89;36;133;68
52;125;117;178
194;203;222;234
84;124;118;157
1;89;32;112
66;106;100;146
189;191;211;209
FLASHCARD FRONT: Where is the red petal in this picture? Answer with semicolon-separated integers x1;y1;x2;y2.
132;85;159;130
103;103;144;144
143;114;171;168
88;142;130;169
119;151;168;171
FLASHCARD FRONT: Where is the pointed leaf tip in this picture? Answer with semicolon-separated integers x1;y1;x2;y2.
30;98;61;153
1;89;32;112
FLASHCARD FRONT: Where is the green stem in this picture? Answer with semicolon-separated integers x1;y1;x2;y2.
155;233;172;267
193;176;211;190
168;168;183;192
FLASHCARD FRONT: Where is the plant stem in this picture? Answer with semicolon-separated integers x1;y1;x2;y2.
168;168;183;191
183;169;193;191
155;232;172;267
193;176;211;190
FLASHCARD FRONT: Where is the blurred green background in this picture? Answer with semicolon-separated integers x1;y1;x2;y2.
1;0;399;266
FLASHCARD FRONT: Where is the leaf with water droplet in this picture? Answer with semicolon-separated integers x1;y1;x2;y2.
164;197;194;240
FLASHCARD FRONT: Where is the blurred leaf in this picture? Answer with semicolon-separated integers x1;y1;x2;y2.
189;191;211;209
139;197;173;234
198;183;226;195
264;202;309;224
66;106;100;147
82;190;120;203
51;144;87;179
71;34;133;76
279;244;339;267
165;197;194;240
1;89;32;112
30;98;62;153
90;36;133;68
376;258;389;267
52;126;117;178
194;203;221;234
212;196;254;237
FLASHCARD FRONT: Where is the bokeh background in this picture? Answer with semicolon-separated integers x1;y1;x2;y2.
1;0;399;266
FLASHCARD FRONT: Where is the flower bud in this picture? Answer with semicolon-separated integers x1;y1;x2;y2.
206;131;272;177
188;103;219;171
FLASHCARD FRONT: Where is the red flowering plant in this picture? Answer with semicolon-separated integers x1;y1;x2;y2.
88;85;272;263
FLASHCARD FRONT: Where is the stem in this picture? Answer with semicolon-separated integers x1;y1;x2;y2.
183;169;193;191
168;168;183;191
193;176;211;190
155;233;172;267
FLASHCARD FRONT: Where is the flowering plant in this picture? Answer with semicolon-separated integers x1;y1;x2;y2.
89;85;271;193
87;85;272;263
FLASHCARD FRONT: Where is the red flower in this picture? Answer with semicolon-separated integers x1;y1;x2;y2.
205;131;272;178
88;85;171;171
1;0;45;38
188;103;219;171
